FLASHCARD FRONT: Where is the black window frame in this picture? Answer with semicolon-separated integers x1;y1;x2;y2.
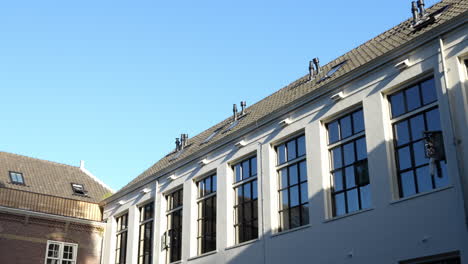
71;183;87;196
232;155;258;244
115;213;128;264
138;202;154;264
165;188;183;263
388;77;448;198
326;108;371;217
196;174;217;254
9;171;25;185
275;134;309;232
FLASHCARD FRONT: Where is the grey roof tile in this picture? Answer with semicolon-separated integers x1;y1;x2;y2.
108;0;467;202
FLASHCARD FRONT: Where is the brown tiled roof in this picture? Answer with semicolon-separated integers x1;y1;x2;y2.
0;152;112;203
108;0;467;202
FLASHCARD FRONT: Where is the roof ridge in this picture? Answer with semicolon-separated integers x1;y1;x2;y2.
0;151;80;170
109;0;467;199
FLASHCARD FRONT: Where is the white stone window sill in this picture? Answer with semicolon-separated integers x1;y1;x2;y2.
270;224;311;238
187;250;218;261
323;208;374;223
390;185;453;205
225;238;259;251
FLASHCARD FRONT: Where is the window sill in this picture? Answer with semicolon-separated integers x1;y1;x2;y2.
390;185;453;205
225;238;259;251
187;250;218;261
270;224;311;238
323;208;374;223
169;261;182;264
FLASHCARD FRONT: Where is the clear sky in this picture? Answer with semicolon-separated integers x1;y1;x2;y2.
0;0;440;191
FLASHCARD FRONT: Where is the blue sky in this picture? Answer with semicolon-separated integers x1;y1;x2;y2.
0;0;440;191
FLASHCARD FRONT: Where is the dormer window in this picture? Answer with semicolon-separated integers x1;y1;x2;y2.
9;171;25;185
71;183;87;196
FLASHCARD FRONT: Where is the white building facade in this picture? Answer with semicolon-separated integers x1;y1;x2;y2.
101;1;468;263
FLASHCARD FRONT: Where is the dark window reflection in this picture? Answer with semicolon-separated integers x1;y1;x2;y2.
327;108;371;217
389;77;448;198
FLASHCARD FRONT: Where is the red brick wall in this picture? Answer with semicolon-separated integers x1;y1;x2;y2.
0;211;104;264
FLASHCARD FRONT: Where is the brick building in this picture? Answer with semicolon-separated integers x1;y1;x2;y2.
0;152;112;264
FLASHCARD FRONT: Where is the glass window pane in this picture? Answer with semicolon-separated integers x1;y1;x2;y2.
345;166;356;188
299;161;307;182
435;161;449;188
359;185;372;209
343;142;355;166
205;177;212;195
340;116;352;139
290;186;299;207
333;170;343;192
280;211;289;231
400;171;416;197
236;187;243;205
331;147;342;169
413;140;429;167
356;137;367;161
243;183;252;201
290;207;301;229
356;160;369;186
347;189;359;213
390;91;405;117
244;202;252;223
199;181;205;198
252;181;258;200
410;114;425;141
289;164;298;186
416;166;433;193
334;193;346;216
328;121;340;144
250;157;257;176
405;85;421;111
287;140;297;161
421;78;437;105
279;168;288;189
398;147;412;170
277;144;286;165
426;108;441;131
212;176;217;192
352;110;365;134
297;135;306;157
300;182;308;204
279;190;289;210
301;204;309;225
242;160;250;181
234;164;241;182
394;121;410;146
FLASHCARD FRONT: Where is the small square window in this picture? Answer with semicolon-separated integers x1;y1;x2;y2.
9;171;25;185
71;183;87;196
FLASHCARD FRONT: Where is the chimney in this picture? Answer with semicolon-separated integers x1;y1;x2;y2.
175;138;181;151
80;160;85;169
412;1;419;24
417;0;426;17
309;60;315;80
180;134;189;149
233;104;238;121
240;101;246;116
312;58;321;74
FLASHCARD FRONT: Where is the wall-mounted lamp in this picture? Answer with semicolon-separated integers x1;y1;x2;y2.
395;59;411;71
279;118;292;127
235;140;247;148
330;91;345;102
198;159;209;166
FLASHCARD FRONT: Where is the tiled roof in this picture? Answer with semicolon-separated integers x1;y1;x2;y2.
108;0;467;202
0;151;112;203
